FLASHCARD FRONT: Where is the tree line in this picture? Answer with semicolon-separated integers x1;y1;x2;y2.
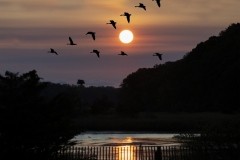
0;70;120;159
0;70;83;159
118;23;240;114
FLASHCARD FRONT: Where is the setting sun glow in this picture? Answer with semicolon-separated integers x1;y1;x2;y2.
119;30;133;44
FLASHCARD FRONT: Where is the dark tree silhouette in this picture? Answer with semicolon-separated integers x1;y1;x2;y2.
119;23;240;113
77;79;85;86
91;95;115;114
174;116;240;159
77;79;85;113
0;70;81;160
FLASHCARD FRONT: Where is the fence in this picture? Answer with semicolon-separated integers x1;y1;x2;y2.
51;145;239;160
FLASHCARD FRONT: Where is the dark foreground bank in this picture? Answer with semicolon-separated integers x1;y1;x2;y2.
74;112;239;132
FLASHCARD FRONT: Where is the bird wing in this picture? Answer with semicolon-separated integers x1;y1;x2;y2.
127;15;130;23
95;51;100;57
50;48;54;52
121;51;127;55
69;37;73;43
157;54;162;60
156;0;161;7
55;52;58;55
92;34;95;40
112;23;116;29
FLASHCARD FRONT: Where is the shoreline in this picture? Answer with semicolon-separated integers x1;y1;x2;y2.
73;137;179;146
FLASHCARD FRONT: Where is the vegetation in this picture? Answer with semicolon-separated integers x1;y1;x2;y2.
40;82;119;114
0;70;81;160
77;79;85;86
174;114;240;159
118;23;240;114
91;96;115;114
74;112;239;132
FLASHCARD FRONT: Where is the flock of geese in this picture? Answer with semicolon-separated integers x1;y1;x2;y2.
47;0;162;61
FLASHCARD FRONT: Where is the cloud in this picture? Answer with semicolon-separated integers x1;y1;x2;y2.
1;0;239;87
0;0;84;11
0;24;225;56
1;0;239;29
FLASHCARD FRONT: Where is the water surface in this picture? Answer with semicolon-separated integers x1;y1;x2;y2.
72;131;179;146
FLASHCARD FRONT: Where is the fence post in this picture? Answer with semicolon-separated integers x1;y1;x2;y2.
155;146;162;160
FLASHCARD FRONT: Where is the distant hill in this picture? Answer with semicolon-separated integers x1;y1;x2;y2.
119;23;240;113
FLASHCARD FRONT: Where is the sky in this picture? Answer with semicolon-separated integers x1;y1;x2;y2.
0;0;239;87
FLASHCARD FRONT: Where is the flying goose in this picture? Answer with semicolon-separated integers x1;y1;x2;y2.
48;48;58;55
118;51;128;56
67;37;77;45
135;3;146;10
90;49;100;58
106;20;117;29
153;0;161;8
120;12;131;23
153;53;162;60
86;32;96;40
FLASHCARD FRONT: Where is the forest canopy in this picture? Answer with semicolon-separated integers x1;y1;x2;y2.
0;70;81;160
118;23;240;114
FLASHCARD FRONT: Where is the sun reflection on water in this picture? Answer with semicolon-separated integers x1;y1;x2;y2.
117;146;138;160
114;137;137;160
123;137;133;143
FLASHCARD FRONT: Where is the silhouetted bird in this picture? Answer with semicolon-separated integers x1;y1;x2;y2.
118;51;128;56
90;49;100;58
120;12;131;23
153;53;162;60
67;37;77;45
106;20;117;29
135;3;146;10
153;0;161;8
86;32;96;40
48;48;58;55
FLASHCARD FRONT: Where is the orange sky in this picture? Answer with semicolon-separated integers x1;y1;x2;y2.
0;0;239;87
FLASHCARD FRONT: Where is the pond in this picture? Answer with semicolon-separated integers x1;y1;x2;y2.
72;131;180;146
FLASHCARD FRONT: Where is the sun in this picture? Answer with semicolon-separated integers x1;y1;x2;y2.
119;30;133;44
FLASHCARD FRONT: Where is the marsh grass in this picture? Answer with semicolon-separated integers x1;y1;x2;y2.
75;112;238;132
